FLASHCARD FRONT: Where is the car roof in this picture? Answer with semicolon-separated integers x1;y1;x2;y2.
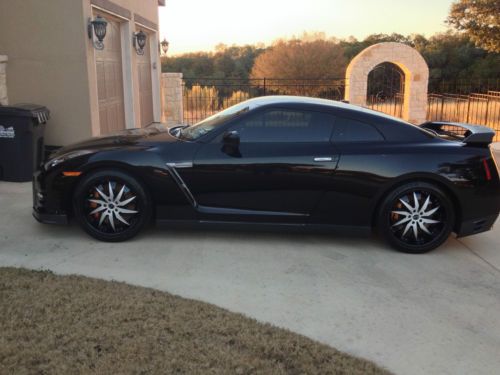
245;95;412;125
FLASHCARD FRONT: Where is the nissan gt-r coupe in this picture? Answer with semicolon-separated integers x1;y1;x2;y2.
33;96;500;253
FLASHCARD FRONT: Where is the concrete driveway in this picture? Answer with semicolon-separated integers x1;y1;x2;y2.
1;169;500;374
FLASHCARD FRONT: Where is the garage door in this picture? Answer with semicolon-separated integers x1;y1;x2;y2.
137;31;154;127
95;15;125;134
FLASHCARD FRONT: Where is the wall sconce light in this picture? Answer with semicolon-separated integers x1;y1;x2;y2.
160;38;169;56
133;30;147;55
88;15;108;50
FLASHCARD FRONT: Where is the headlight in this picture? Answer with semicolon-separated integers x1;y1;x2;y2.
44;150;94;170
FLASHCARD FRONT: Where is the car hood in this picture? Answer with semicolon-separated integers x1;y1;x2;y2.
50;126;183;158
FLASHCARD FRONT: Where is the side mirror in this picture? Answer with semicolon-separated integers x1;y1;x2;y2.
223;130;240;147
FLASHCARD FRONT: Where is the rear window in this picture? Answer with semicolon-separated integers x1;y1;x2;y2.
332;117;385;142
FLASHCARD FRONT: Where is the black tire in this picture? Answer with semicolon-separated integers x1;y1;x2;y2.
73;170;152;242
377;182;455;253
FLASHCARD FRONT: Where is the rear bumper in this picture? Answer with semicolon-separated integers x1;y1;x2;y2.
456;213;499;238
32;207;68;225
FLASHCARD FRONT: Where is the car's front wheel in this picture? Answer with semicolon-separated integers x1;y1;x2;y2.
378;182;455;253
73;170;151;242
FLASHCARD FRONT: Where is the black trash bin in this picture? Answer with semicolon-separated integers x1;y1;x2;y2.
0;103;50;182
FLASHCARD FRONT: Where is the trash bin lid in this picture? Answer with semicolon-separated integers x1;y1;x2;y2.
0;103;50;124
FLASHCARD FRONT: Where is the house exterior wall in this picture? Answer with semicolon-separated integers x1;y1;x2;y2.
0;0;162;146
0;0;93;145
84;0;162;138
0;56;8;105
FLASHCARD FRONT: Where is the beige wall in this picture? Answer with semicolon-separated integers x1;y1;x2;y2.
0;0;92;145
84;0;161;136
0;56;7;105
115;0;159;25
0;0;162;146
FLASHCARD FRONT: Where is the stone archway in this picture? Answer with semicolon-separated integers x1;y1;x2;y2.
345;42;429;124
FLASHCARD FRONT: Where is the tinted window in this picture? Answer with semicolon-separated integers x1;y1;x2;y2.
333;117;384;142
232;109;335;143
179;102;250;140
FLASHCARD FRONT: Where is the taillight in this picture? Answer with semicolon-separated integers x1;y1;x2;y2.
483;159;492;181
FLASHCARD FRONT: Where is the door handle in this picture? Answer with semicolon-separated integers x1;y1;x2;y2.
166;161;193;168
313;157;333;162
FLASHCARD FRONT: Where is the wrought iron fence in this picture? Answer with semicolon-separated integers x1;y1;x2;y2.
427;91;500;141
428;78;500;96
182;78;345;124
181;77;500;141
366;93;404;118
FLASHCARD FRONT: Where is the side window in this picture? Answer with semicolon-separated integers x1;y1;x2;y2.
332;117;384;142
232;109;335;143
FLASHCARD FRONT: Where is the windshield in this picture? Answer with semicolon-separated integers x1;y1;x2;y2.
179;102;250;140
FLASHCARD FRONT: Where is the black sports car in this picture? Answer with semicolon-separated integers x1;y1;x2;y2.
33;96;500;253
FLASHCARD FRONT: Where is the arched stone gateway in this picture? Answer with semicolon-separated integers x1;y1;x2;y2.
345;42;429;124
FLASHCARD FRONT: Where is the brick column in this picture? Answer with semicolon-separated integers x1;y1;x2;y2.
0;55;8;105
161;73;184;125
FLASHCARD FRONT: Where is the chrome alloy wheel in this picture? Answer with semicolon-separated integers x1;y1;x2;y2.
85;181;139;233
390;190;445;245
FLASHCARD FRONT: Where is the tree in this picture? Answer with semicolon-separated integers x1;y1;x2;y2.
162;45;265;80
416;32;499;80
447;0;500;53
250;39;347;79
340;33;414;60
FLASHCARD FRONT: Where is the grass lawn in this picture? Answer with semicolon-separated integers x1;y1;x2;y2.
0;267;390;374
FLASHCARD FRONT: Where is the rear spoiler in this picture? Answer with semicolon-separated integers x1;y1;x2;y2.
420;121;496;145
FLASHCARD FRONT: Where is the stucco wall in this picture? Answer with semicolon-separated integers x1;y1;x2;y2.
0;0;92;145
115;0;159;25
84;0;162;135
0;0;161;146
0;56;7;105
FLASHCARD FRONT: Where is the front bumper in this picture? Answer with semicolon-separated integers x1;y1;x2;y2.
32;207;68;225
32;170;69;225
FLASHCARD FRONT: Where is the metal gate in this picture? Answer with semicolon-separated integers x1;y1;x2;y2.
366;62;405;117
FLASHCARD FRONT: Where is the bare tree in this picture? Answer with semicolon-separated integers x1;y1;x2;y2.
250;39;347;96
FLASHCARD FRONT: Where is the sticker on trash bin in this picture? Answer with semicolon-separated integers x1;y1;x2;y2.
0;125;15;138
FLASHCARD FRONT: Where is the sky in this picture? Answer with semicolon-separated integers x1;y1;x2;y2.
158;0;456;56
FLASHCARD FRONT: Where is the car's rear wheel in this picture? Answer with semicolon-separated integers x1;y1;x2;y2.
73;170;151;242
378;182;454;253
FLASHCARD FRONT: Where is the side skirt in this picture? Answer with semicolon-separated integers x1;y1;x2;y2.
156;219;371;236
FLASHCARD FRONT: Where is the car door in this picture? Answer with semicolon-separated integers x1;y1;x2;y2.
311;114;387;226
179;106;340;222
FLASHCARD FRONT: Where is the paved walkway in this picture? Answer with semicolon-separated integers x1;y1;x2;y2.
1;160;499;375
